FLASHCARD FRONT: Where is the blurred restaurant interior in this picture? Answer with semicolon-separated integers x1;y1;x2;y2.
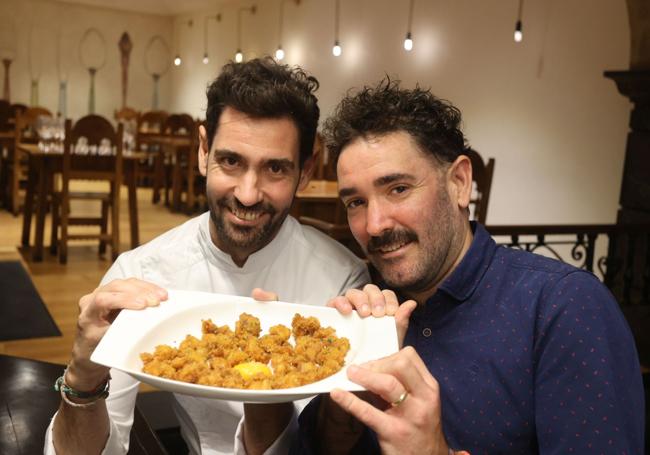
0;0;648;453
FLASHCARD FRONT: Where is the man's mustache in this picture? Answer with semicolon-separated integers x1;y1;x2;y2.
367;229;418;253
218;197;276;217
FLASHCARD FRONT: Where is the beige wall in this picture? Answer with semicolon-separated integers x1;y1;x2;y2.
169;0;630;225
0;0;172;120
0;0;631;226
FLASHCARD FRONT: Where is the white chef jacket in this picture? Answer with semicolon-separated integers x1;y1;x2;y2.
45;212;369;455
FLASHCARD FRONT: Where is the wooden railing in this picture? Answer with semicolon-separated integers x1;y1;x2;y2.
486;224;650;306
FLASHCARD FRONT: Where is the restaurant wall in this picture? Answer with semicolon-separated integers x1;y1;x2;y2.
0;0;173;121
170;0;630;225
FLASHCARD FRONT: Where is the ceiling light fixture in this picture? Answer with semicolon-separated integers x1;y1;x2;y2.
203;12;222;64
173;18;193;67
236;5;256;63
404;0;414;51
514;0;524;43
275;0;300;61
332;0;341;57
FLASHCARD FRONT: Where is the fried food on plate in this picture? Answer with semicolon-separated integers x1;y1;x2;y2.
140;313;350;390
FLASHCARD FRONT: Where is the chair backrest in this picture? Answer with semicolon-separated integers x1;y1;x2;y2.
463;147;495;225
163;113;195;136
14;106;53;145
62;115;124;182
9;103;27;120
114;106;140;123
137;110;168;134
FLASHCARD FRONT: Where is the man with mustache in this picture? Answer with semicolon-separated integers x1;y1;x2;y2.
291;79;644;454
45;58;369;455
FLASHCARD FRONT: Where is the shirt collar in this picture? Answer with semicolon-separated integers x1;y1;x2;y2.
435;221;497;304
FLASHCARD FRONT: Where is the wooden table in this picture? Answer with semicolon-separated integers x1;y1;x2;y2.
18;143;144;261
0;354;165;455
292;179;344;223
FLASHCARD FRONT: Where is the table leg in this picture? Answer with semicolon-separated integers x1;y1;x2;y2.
187;148;196;214
127;163;139;248
21;157;37;246
172;148;181;212
32;161;49;262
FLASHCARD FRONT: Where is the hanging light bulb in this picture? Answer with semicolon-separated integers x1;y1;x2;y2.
173;55;181;66
404;32;413;51
514;20;523;42
275;46;285;61
332;40;341;57
332;0;341;57
404;0;415;52
514;0;524;43
234;6;256;65
202;53;209;64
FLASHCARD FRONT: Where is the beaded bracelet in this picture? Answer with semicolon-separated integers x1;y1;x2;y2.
54;368;110;408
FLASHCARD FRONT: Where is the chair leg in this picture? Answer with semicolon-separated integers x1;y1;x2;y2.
50;198;59;255
152;151;162;204
99;199;109;255
59;199;68;264
10;166;20;216
111;187;120;261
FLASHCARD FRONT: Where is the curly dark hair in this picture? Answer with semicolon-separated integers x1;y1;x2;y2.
323;77;467;170
205;57;320;167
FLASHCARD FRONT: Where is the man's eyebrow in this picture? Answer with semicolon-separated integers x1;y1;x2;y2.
374;173;415;187
263;158;295;170
212;149;241;160
339;173;415;199
339;187;357;199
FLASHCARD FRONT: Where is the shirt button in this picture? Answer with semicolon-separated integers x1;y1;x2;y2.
422;327;432;337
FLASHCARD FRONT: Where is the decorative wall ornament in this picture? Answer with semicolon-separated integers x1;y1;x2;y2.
119;32;133;109
0;17;17;102
79;27;107;114
144;35;171;110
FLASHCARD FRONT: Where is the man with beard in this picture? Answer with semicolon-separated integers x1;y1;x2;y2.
290;79;644;454
45;58;369;455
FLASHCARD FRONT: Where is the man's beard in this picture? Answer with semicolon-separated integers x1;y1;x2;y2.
208;194;289;253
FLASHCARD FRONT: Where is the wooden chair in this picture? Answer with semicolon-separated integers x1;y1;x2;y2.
9;103;27;122
2;106;52;215
114;106;140;124
163;114;199;211
136;110;168;203
51;115;124;264
463;147;495;225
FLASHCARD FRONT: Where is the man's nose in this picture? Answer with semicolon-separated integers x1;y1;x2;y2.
233;171;263;207
365;199;394;237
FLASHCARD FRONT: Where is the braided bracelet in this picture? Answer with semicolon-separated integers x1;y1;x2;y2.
54;368;111;408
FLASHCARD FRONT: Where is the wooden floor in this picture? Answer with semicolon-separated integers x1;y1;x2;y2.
0;185;190;366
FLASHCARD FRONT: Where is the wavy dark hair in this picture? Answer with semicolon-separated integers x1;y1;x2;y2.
205;57;320;167
323;77;466;170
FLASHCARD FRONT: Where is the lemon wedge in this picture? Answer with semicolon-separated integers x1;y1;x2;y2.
233;362;272;380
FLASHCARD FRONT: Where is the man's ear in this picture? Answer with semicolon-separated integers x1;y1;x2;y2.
447;155;472;210
297;149;318;191
198;125;209;177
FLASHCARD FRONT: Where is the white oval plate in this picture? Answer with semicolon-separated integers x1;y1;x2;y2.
91;289;398;403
